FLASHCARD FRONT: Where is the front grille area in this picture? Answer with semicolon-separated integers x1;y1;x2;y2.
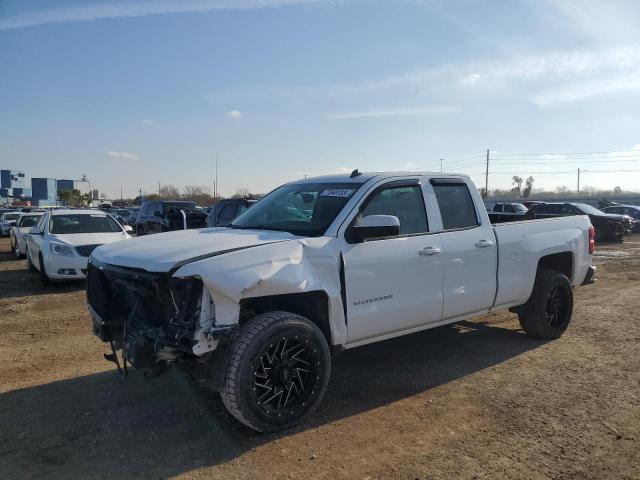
76;244;103;257
87;260;202;351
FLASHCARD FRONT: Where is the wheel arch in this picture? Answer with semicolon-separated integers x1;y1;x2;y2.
536;251;574;282
239;291;333;347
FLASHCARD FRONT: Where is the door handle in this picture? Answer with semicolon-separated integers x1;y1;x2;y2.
475;239;494;248
419;246;441;256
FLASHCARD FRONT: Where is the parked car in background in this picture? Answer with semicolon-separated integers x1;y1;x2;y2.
206;198;258;227
0;211;22;236
136;201;208;236
601;205;640;232
112;208;137;227
88;171;595;432
26;209;133;284
522;200;545;209
485;202;529;223
528;202;628;242
10;212;44;258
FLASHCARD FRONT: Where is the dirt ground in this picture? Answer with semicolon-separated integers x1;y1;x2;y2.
0;236;639;480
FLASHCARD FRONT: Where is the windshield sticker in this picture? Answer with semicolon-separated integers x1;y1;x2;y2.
320;188;355;198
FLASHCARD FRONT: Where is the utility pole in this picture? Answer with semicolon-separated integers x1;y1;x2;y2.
120;185;123;203
139;188;142;201
158;181;161;195
440;158;444;172
215;153;219;198
484;149;490;198
577;168;580;194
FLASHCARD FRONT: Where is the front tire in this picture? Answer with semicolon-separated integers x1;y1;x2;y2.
518;269;573;339
38;253;52;286
26;249;38;272
221;311;331;433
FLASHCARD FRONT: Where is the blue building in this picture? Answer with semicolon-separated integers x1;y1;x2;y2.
31;178;58;206
1;170;31;202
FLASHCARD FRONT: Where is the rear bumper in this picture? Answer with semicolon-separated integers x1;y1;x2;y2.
581;265;596;286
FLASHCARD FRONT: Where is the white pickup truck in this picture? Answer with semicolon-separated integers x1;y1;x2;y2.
88;171;596;432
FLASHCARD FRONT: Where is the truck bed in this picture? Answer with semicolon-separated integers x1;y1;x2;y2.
491;215;592;310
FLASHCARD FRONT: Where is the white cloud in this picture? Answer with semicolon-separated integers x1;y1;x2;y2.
0;0;326;30
226;110;243;119
107;150;141;161
141;119;155;126
335;167;352;174
460;73;481;85
328;105;461;120
530;70;640;106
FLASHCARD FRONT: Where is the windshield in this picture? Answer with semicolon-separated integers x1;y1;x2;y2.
231;182;362;236
512;203;528;212
19;215;42;228
573;203;605;216
3;213;20;221
50;214;122;234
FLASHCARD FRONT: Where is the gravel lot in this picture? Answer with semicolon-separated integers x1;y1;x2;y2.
1;236;639;479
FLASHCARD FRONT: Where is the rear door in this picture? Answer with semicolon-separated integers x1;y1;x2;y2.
430;179;497;319
341;178;444;345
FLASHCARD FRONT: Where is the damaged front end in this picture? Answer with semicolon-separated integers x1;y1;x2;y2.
87;258;209;376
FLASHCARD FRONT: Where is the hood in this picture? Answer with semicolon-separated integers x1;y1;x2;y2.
91;227;298;272
52;231;131;246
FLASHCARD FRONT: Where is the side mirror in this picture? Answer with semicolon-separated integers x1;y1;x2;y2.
348;215;400;242
124;225;133;233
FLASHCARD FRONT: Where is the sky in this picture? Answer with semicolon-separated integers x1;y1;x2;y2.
2;0;640;198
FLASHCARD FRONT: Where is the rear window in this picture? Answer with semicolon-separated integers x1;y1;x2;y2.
432;183;479;230
50;214;122;234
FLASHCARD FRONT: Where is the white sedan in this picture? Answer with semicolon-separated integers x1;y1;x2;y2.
26;209;133;284
0;211;22;236
10;212;44;258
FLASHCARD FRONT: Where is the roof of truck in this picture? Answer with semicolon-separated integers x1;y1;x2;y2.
292;171;470;184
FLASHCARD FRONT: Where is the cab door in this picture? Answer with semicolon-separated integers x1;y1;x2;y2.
341;179;444;345
430;179;497;319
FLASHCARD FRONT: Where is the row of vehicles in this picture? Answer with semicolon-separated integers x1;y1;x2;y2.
485;201;640;242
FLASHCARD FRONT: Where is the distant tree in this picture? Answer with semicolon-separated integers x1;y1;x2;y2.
143;193;160;202
556;185;571;195
182;185;215;206
512;176;524;197
159;184;180;200
522;176;535;198
232;188;252;199
613;186;623;195
58;189;90;206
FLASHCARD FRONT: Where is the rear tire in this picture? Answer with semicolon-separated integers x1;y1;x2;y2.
221;311;331;433
38;253;52;286
518;269;573;339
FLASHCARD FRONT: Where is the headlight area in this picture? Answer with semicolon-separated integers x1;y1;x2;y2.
50;242;75;256
87;260;205;377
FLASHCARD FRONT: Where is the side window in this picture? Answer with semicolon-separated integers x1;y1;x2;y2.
494;204;503;212
504;204;515;213
154;203;164;217
219;203;238;223
360;185;428;236
432;183;479;230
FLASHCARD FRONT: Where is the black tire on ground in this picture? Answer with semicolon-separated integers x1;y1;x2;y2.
518;269;573;339
26;249;38;273
221;311;331;433
38;253;52;286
